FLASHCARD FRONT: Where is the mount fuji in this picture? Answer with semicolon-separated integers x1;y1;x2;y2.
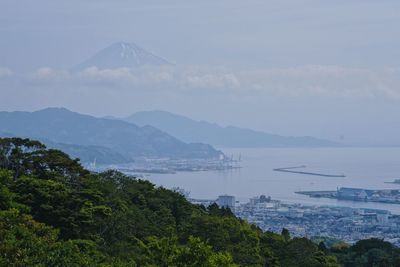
73;42;171;71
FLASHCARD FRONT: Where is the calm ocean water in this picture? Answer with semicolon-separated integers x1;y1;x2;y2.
145;147;400;214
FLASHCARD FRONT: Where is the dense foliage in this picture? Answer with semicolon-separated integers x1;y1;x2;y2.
0;137;398;266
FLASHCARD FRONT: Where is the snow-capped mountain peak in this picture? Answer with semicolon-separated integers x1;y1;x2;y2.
73;42;171;71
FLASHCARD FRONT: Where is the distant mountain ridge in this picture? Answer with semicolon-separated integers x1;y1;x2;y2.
0;108;223;162
73;42;171;71
124;110;338;148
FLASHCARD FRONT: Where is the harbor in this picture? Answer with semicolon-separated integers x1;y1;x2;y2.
130;147;400;215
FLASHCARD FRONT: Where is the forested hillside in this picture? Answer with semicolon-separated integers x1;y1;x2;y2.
0;137;398;266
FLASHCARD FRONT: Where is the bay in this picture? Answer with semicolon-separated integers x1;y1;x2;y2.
145;147;400;214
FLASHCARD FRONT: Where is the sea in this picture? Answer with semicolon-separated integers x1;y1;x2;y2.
144;147;400;214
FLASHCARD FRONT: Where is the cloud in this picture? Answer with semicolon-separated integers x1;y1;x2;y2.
73;66;240;90
30;67;70;82
178;70;240;90
11;64;400;99
235;65;400;98
78;67;135;81
0;67;13;78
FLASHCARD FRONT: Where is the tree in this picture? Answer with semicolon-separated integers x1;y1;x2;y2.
0;137;88;182
281;228;290;242
0;209;101;266
0;138;45;179
318;241;328;253
144;236;238;267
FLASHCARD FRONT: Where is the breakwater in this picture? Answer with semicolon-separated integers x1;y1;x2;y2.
273;166;346;177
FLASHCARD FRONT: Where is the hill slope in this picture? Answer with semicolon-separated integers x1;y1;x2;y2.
0;108;222;160
0;137;344;266
125;110;338;148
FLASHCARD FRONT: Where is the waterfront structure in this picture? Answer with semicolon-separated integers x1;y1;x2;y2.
273;166;345;177
337;187;369;201
298;187;400;204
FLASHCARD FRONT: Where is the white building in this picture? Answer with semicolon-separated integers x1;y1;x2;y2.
377;213;389;225
216;195;236;212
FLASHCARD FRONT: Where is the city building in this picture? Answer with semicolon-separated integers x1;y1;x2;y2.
216;195;236;212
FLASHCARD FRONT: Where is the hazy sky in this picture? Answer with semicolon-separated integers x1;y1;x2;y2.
1;0;400;145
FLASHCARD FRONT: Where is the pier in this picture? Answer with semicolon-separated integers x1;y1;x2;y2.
296;187;400;204
295;190;336;198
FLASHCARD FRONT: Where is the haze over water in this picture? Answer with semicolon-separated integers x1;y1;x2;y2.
147;147;400;214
